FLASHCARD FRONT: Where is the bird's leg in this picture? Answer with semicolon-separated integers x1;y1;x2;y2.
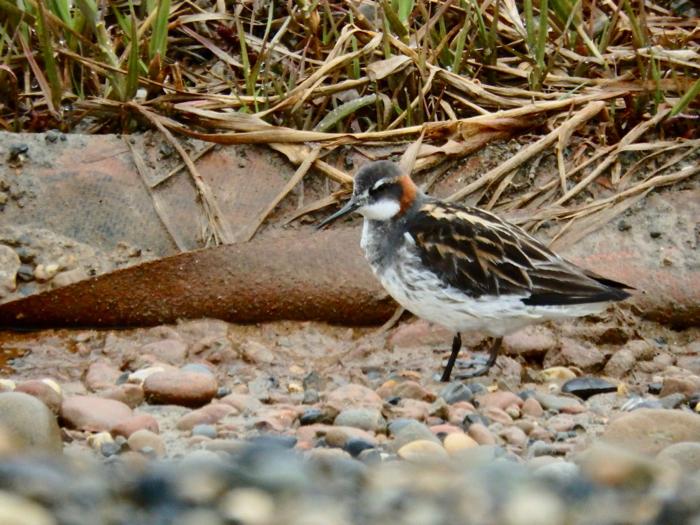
440;333;462;382
456;337;503;379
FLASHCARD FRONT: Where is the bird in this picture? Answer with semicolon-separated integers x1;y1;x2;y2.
317;160;633;382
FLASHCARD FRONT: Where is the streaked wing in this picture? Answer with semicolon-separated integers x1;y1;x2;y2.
407;202;630;305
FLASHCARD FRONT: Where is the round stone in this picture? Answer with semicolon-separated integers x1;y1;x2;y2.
143;371;217;407
0;392;62;454
61;395;132;432
397;439;448;462
443;432;479;455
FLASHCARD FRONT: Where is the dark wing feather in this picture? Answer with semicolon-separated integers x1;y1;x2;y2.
407;202;632;305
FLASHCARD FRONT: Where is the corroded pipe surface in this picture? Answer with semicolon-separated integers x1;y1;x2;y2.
0;229;395;328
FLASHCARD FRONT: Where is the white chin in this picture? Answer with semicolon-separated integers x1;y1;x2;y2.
358;200;401;220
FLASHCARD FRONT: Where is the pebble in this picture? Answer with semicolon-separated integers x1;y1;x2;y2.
381;380;436;402
656;442;700;473
397;439;448;462
538;367;577;383
561;376;617;400
325;384;383;413
128;366;167;385
483;406;513;424
98;384;145;408
128;429;166;457
0;491;56;525
0;392;62;454
579;442;660;488
192;424;218;439
660;375;700;397
0;245;20;295
141;339;188;365
240;340;275;365
601;408;700;454
180;363;214;376
110;413;160;438
467;423;496;446
61;395;133;432
87;431;114;452
220;487;275;524
219;393;263;414
33;263;60;282
325;426;378;449
299;408;328;425
438;382;473;404
389;419;441;450
143;371;217;407
443;432;479;455
604;348;638;378
499;426;528;447
534;392;586;413
51;268;88;288
503;325;557;357
14;380;62;413
85;362;121;391
477;390;524;410
502;486;565;525
550;338;605;372
344;437;376;457
176;403;235;431
334;408;386;432
521;397;544;417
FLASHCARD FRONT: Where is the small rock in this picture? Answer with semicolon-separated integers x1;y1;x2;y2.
483;406;513;424
240;340;275;365
389;419;441;450
344;437;376;457
0;392;62;454
477;391;524;410
656;442;700;473
443;432;479;455
192;424;218;439
534;392;586;413
438;382;473;404
14;380;62;413
387;380;436;402
467;423;496;445
552;338;606;371
325;384;383;413
110;413;160;438
0;491;56;525
143;371;217;407
51;267;88;288
579;442;659;488
499;426;528;447
219;393;263;414
61;395;132;432
334;408;386;432
604;348;638;378
127;429;166;457
601;408;700;455
34;263;59;282
141;339;187;365
397;439;448;462
176;403;235;431
98;384;145;408
0;245;20;296
521;397;544;417
128;366;167;385
87;431;114;452
389;319;452;348
561;376;617;400
220;488;275;525
538;367;577;383
660;375;700;397
325;426;378;449
503;325;557;357
85;361;121;391
502;487;565;525
299;408;330;426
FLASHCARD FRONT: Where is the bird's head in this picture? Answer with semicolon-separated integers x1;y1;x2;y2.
317;160;418;228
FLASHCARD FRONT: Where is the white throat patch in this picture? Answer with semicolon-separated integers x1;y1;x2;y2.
358;199;401;220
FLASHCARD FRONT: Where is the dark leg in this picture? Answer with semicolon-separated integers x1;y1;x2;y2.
456;337;503;379
440;333;462;382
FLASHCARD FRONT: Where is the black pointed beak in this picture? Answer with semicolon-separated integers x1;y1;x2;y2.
316;199;361;229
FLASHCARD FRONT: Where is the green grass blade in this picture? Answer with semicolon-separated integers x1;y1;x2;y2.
149;0;170;60
125;12;139;100
313;94;377;132
670;78;700;117
36;0;63;110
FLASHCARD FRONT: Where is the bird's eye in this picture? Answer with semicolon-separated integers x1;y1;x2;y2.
369;182;390;196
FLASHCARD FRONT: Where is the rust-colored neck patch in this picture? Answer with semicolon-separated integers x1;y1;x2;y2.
398;175;418;214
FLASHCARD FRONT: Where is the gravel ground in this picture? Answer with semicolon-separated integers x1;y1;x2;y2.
1;314;699;524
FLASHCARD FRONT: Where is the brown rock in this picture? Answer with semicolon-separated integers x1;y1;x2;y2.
0;245;20;297
219;393;263;414
602;408;700;455
503;326;557;357
397;439;448;462
547;414;576;433
141;339;188;365
660;375;700;397
499;426;528;447
85;361;121;391
325;426;378;448
656;442;700;473
443;432;479;455
325;384;383;413
392;381;436;402
483;407;513;425
477;391;524;411
111;413;160;438
390;399;431;421
143;371;217;407
521;397;544;417
548;338;605;372
240;340;275;365
467;423;496;445
61;395;132;432
14;380;62;413
0;392;62;454
389;320;452;348
99;384;145;408
52;267;89;288
127;429;166;457
430;424;464;436
604;348;637;378
176;403;235;431
677;355;700;375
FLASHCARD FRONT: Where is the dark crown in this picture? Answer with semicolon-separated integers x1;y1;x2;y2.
353;160;403;195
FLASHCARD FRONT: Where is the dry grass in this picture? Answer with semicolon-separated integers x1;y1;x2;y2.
1;0;698;243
